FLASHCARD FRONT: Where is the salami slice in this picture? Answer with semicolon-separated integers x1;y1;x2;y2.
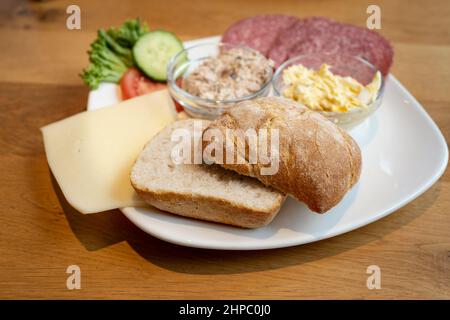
221;15;299;56
268;17;393;76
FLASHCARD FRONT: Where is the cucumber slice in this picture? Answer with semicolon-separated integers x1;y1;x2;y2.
133;30;185;81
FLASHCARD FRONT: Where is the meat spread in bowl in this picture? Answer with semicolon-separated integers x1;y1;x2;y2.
182;47;274;101
167;43;273;119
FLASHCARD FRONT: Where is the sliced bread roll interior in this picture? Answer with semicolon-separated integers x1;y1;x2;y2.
131;119;285;228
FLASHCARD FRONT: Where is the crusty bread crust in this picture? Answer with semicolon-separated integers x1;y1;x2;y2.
134;188;284;228
204;97;362;213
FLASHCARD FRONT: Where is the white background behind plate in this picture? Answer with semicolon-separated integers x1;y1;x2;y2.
87;36;448;250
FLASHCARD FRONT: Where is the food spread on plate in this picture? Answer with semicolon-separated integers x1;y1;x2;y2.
44;14;395;230
281;63;382;112
182;47;273;100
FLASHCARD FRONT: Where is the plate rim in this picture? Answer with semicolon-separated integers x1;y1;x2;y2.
88;36;449;250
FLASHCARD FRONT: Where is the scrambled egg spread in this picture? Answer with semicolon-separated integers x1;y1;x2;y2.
282;64;381;112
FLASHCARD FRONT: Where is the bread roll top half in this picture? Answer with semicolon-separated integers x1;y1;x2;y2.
203;97;362;213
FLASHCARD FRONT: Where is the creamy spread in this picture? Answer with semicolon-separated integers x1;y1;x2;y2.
282;64;381;112
182;48;274;101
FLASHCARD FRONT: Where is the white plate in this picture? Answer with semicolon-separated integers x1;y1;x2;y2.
87;36;448;250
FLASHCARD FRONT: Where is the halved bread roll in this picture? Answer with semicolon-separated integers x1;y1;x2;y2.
131;119;285;228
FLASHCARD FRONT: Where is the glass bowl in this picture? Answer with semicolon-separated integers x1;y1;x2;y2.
272;53;385;129
167;42;273;119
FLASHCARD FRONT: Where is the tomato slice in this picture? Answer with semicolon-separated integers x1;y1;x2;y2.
120;67;167;100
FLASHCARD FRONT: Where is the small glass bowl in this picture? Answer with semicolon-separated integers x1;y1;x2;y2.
167;42;273;119
273;53;385;129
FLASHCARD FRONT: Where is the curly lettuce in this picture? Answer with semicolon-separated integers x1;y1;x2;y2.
81;18;149;89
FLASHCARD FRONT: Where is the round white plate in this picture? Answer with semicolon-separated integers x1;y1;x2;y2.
87;36;448;250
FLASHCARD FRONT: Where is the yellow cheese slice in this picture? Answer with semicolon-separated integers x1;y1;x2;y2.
41;89;176;214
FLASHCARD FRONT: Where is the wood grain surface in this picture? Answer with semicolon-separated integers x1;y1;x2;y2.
0;0;449;299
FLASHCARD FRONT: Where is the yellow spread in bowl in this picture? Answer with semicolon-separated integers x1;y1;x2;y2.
282;64;381;113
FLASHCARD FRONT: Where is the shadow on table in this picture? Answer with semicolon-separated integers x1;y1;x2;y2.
50;172;132;250
51;172;441;275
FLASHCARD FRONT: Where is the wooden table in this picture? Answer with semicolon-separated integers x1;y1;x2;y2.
1;0;449;299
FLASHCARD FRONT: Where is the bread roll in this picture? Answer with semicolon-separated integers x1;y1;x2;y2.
203;97;361;213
